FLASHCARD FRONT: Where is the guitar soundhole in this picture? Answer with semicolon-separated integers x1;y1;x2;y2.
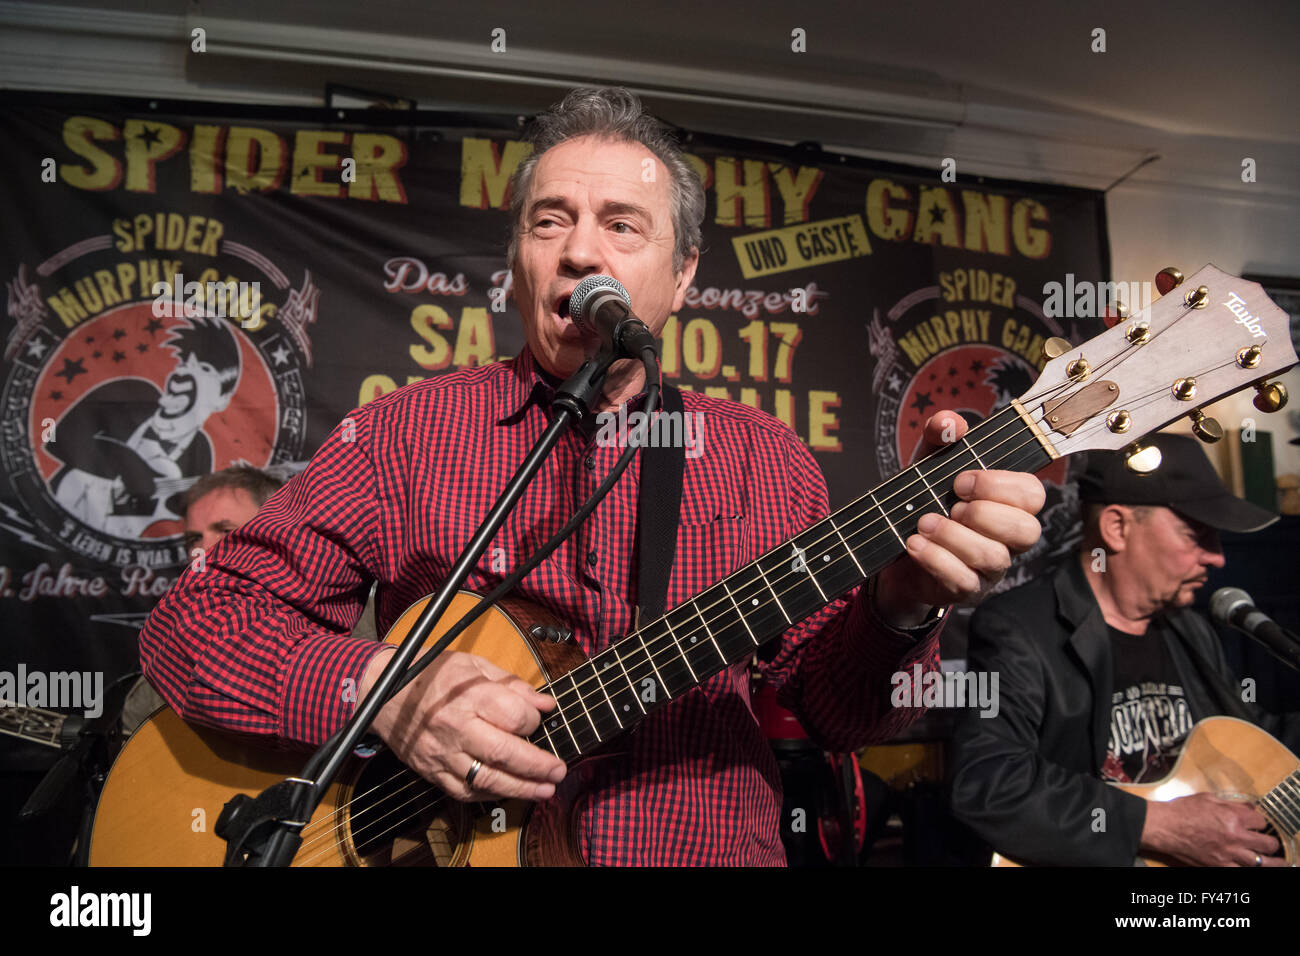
348;749;467;866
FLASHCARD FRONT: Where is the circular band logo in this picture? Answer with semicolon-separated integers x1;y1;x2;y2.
2;236;316;570
868;275;1089;591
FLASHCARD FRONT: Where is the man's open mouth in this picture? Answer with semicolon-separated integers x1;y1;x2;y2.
556;295;572;320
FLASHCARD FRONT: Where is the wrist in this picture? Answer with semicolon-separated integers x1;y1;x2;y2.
870;573;937;630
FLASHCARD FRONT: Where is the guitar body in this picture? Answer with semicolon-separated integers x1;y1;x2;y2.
991;716;1300;867
89;592;591;867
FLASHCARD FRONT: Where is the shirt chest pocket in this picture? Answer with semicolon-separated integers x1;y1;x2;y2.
664;513;747;610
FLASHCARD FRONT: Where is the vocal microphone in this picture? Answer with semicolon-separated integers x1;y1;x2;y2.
569;275;659;359
1210;587;1300;674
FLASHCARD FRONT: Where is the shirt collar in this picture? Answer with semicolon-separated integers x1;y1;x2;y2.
497;346;562;426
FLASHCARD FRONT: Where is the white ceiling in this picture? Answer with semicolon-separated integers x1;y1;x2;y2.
6;0;1299;194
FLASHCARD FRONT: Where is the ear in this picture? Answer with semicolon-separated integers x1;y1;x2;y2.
1095;504;1131;554
671;248;700;312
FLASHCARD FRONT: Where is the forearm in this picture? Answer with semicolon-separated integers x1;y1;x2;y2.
769;582;943;752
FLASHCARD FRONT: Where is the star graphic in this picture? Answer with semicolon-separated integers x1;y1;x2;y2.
86;335;95;344
948;367;958;377
137;125;162;148
145;317;164;336
911;390;934;414
92;350;102;359
136;343;149;354
112;328;126;340
271;344;291;366
55;357;86;384
970;359;984;373
50;390;62;401
951;386;960;396
26;339;48;359
908;420;918;429
929;204;947;224
966;380;975;389
887;372;903;392
112;350;126;363
929;371;938;381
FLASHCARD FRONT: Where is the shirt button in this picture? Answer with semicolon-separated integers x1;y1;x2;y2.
585;456;596;471
586;550;598;568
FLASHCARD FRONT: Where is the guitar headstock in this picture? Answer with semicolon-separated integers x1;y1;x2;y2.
1016;264;1297;468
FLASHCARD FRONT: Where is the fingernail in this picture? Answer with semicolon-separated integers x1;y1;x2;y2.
954;473;975;497
951;501;967;520
907;533;928;555
536;783;555;799
917;513;941;534
550;765;566;783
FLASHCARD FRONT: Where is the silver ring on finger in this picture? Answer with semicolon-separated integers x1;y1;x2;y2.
1255;854;1263;867
464;758;484;791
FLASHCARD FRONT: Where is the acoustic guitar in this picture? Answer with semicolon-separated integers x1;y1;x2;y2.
991;717;1300;866
88;265;1298;866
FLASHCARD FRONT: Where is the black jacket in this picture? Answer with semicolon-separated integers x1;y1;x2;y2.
950;555;1268;866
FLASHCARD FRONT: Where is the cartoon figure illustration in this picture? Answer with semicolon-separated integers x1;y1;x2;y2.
46;315;241;539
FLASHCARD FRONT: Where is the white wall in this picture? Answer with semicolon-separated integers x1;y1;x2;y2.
1108;182;1300;481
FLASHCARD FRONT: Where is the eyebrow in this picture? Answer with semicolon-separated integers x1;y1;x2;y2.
525;195;654;223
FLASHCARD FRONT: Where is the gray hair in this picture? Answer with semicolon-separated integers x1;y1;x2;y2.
506;87;705;273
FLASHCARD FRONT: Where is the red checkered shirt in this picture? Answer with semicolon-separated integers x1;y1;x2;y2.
140;347;941;865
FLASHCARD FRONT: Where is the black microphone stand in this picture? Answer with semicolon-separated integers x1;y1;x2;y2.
218;349;620;866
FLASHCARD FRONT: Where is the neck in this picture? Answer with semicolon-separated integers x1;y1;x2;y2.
596;358;648;413
1079;550;1152;635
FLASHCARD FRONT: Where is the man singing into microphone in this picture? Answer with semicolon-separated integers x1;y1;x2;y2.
140;87;1045;865
951;432;1294;867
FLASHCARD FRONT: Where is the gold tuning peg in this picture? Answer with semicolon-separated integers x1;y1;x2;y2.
1124;442;1163;474
1253;380;1289;413
1155;268;1184;295
1189;409;1223;443
1041;337;1071;361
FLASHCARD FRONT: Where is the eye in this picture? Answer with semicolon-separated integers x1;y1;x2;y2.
611;221;634;234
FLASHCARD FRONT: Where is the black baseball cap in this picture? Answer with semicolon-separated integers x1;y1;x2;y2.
1078;432;1278;533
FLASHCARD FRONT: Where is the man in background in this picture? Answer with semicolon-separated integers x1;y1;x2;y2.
121;465;378;733
951;433;1291;867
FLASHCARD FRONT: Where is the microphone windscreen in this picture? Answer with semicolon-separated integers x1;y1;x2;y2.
570;274;630;330
1210;586;1253;625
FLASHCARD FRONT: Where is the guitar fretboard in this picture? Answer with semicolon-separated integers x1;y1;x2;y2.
529;403;1053;762
1260;770;1300;837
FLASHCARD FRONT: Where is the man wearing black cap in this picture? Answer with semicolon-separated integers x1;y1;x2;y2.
950;432;1290;867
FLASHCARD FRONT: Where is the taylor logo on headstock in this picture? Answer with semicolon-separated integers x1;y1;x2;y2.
1224;291;1266;338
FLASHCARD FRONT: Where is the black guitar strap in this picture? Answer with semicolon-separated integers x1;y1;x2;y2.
635;384;685;623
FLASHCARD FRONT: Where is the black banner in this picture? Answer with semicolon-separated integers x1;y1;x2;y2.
0;94;1107;683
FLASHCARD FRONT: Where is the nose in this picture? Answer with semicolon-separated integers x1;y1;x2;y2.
559;215;605;276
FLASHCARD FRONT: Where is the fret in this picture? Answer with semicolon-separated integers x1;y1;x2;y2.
753;560;791;624
672;602;727;676
533;702;560;756
712;580;759;655
724;563;789;640
540;686;582;757
661;615;699;683
566;670;603;745
962;435;988;470
792;536;828;601
636;626;675;702
915;465;949;516
594;645;648;723
690;598;727;662
586;659;624;730
827;513;865;576
791;521;862;600
869;491;905;548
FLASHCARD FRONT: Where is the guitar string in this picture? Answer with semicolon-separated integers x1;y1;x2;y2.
1264;771;1300;832
290;319;1167;845
290;405;1055;863
290;359;1224;861
534;359;1245;744
292;339;1268;861
290;400;1052;859
291;383;1140;864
